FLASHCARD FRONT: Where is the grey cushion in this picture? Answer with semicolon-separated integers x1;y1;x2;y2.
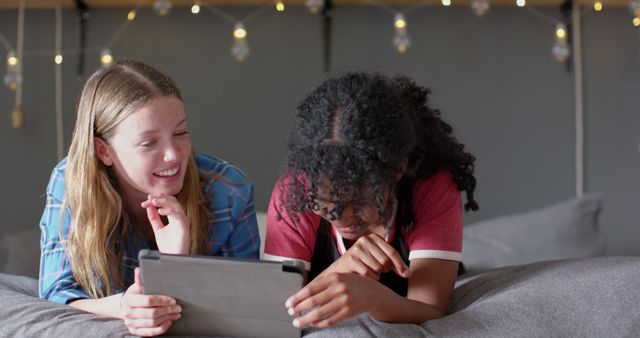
0;273;131;338
306;257;640;338
462;194;605;272
0;228;40;278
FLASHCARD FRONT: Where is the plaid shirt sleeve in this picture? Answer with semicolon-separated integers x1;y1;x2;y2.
38;159;90;304
226;181;260;259
200;155;260;259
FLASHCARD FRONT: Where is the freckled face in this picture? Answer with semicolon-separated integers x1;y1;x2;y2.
97;95;191;203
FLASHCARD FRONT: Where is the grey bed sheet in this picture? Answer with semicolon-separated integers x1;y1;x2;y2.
2;256;639;338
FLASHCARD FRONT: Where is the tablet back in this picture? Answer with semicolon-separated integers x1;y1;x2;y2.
139;250;303;338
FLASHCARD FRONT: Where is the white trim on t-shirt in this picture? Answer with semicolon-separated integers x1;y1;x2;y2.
408;250;461;262
262;253;311;271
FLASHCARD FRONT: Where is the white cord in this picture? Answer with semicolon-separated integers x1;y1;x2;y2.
573;3;584;197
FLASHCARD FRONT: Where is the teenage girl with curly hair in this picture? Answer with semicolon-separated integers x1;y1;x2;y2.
264;72;478;328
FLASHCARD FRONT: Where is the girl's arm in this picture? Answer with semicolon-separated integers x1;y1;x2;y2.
285;258;458;327
70;268;182;337
368;258;458;323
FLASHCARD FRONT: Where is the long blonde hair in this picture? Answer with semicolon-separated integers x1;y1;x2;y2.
64;60;212;298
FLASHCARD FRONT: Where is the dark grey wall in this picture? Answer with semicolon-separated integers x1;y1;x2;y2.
0;6;637;255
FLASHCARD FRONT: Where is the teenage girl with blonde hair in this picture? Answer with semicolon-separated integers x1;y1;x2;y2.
39;60;259;336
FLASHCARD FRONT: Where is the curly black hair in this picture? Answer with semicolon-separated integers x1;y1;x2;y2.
283;72;478;228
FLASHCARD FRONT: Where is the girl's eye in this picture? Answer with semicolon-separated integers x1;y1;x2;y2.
140;140;156;147
174;131;189;137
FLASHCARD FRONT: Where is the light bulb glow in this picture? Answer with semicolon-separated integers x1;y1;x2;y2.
191;3;200;14
233;23;247;39
556;26;566;39
54;54;63;64
594;1;603;11
276;1;285;11
100;49;113;67
516;0;526;7
442;0;452;6
127;10;136;21
8;56;18;66
394;13;406;29
634;16;640;26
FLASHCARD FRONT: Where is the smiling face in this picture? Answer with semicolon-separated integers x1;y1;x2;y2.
94;95;191;206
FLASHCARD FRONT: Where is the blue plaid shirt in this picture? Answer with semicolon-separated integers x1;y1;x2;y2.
39;154;260;304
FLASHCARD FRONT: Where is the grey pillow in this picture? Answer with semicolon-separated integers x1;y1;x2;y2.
0;273;131;338
462;194;605;272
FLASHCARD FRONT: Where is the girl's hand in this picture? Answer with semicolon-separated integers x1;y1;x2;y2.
323;233;410;280
121;268;182;337
141;194;190;255
285;272;386;328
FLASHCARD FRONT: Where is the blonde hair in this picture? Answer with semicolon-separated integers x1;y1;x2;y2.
64;60;212;298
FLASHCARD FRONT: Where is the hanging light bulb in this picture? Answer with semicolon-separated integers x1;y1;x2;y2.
3;50;20;91
516;0;526;7
471;0;490;17
555;22;567;39
191;2;201;14
392;14;410;54
306;0;324;14
552;22;570;63
394;13;406;29
442;0;452;6
276;1;285;12
127;9;136;21
54;54;63;64
231;22;249;62
100;48;114;68
630;0;640;26
233;22;247;39
153;0;172;16
594;1;603;11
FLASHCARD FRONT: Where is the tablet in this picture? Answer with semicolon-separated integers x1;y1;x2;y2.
138;249;304;338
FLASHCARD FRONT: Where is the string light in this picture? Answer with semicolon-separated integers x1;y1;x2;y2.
442;0;452;6
594;1;603;11
54;54;63;64
233;22;247;39
3;50;20;91
394;12;406;29
153;0;172;16
231;22;249;62
191;2;201;14
471;0;490;17
552;22;570;63
276;1;285;12
393;13;411;54
516;0;526;7
100;48;113;68
306;0;324;14
630;0;640;22
127;9;136;21
555;23;567;39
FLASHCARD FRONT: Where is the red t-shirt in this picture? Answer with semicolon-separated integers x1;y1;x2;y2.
264;170;463;271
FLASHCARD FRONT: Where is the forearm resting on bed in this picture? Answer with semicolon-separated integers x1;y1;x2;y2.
369;287;444;324
69;293;124;318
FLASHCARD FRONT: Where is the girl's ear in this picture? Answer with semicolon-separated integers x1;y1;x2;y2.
94;137;114;166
